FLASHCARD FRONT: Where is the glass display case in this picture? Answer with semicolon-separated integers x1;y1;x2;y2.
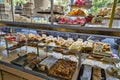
0;26;119;80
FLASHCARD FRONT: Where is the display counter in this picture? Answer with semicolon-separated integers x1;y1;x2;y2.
0;46;119;80
0;27;119;80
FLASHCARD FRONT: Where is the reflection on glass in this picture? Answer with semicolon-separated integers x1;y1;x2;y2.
32;0;51;24
13;0;51;24
14;0;33;23
0;0;13;21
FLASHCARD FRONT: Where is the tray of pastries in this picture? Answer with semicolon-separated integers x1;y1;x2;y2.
93;42;112;57
77;65;106;80
11;52;37;67
49;59;77;80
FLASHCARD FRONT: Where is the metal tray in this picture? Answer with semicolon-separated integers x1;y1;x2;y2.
11;55;27;67
77;65;106;80
11;54;37;67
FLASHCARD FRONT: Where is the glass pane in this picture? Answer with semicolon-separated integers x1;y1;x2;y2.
53;0;117;28
32;0;51;24
13;0;32;23
112;1;120;29
0;0;13;21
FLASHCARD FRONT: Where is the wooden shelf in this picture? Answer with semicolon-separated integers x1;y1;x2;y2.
0;21;120;37
37;11;64;15
88;23;105;25
100;17;120;20
66;15;86;17
69;5;92;9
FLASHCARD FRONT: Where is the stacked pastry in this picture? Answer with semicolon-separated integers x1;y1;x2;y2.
69;38;83;52
83;40;94;53
61;38;74;48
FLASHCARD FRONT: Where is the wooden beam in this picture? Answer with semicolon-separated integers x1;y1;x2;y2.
109;0;118;28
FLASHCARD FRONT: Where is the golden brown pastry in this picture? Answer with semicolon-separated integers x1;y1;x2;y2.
92;67;101;80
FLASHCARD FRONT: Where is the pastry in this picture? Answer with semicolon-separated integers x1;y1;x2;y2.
26;52;37;62
69;38;83;51
49;59;77;79
53;47;63;53
84;40;94;52
93;42;104;52
67;9;86;16
92;67;101;80
62;38;74;48
28;33;36;41
93;42;111;54
28;59;41;69
74;0;85;6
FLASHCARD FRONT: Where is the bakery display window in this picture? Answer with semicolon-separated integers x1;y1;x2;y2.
0;0;120;79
